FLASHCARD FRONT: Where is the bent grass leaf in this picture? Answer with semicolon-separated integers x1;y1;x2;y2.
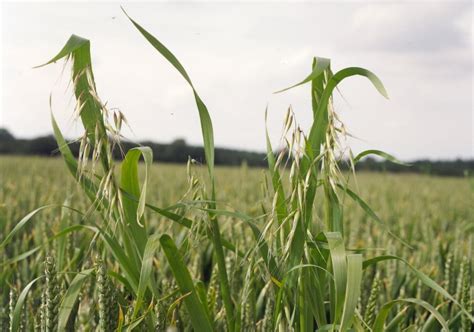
51;111;78;175
373;298;449;332
1;204;85;250
160;234;213;331
122;8;214;179
3;224;91;267
196;206;279;277
97;228;141;293
121;147;153;254
122;11;235;328
265;108;289;240
120;194;242;256
325;232;347;325
274;57;331;93
1;247;42;267
11;277;43;332
337;184;412;248
121;147;153;226
353;149;410;166
340;254;362;331
39;34;105;142
133;233;161;318
307;67;388;159
35;34;89;68
0;205;55;248
364;255;474;321
58;268;94;331
51;112;102;205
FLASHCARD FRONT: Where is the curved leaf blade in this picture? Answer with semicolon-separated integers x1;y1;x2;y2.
11;277;43;332
35;34;89;68
325;232;347;324
58;268;94;331
160;234;213;331
0;205;55;248
340;254;362;330
364;255;474;321
354;149;409;166
274;57;331;93
133;233;161;318
122;8;215;178
373;298;448;332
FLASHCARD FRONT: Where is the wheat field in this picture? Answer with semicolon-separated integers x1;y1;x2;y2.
1;157;472;331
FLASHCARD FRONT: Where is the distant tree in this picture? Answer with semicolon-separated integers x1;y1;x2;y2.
26;135;58;155
0;128;15;141
0;130;472;176
171;138;187;147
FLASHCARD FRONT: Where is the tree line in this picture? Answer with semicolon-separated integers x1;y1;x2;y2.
1;128;472;177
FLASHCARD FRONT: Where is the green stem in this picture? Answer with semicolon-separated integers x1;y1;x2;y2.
323;176;333;232
208;186;235;331
298;271;307;332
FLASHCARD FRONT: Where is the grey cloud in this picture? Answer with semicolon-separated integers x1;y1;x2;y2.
1;1;472;159
349;2;471;53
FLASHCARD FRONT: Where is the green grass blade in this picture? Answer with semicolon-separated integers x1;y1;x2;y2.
265;109;289;239
1;247;42;267
310;57;329;117
300;58;330;232
122;195;241;256
160;234;213;331
51;113;78;174
108;271;134;295
308;248;329;327
287;213;306;270
11;277;43;332
196;207;279;277
337;184;412;248
353;149;409;166
307;67;388;159
324;67;388;99
35;34;89;68
122;8;214;178
123;11;234;327
274;57;330;93
325;232;347;324
57;202;71;273
133;233;161;318
362;255;400;270
92;225;140;293
39;35;105;142
364;255;474;321
51;113;101;203
121;147;153;254
195;280;212;321
2;224;88;267
0;205;55;248
58;268;94;331
373;298;449;332
340;254;362;330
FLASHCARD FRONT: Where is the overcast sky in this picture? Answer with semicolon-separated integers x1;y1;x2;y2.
1;1;472;160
